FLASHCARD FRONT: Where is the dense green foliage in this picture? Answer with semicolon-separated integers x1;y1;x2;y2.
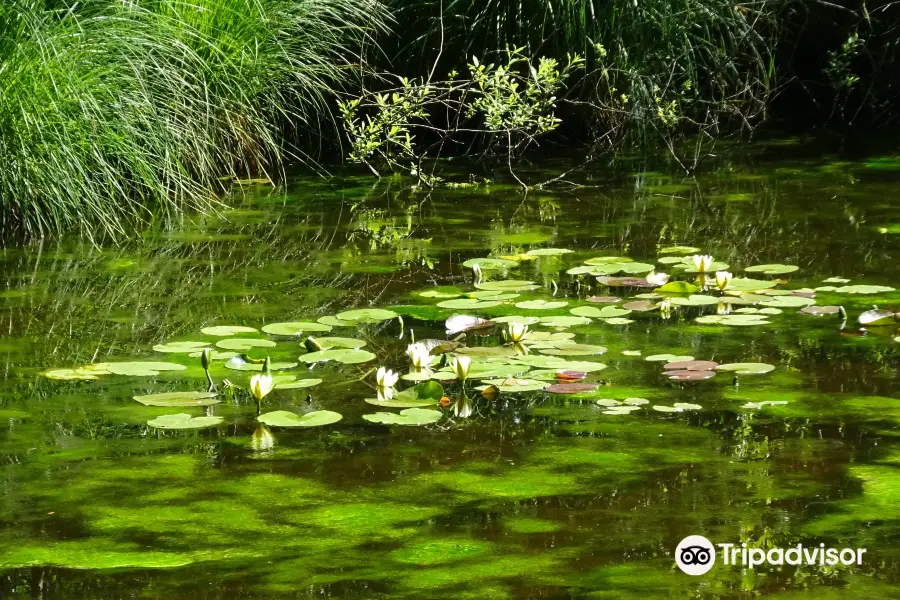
0;0;383;238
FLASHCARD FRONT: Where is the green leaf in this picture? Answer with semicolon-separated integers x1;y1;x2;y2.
258;410;343;427
515;299;568;310
147;414;223;430
656;281;700;293
745;263;799;275
94;362;188;376
363;408;443;426
200;325;258;336
336;308;400;322
152;341;209;354
299;349;377;364
261;322;333;336
215;338;277;351
134;392;218;407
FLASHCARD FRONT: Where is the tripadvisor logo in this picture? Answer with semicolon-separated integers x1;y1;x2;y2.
675;536;867;575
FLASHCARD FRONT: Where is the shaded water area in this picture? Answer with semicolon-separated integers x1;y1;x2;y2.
3;138;900;598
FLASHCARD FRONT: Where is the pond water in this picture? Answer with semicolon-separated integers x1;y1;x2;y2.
2;139;900;598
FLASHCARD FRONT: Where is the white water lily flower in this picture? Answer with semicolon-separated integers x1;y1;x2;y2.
717;301;731;315
715;271;732;291
376;366;399;389
249;373;275;401
507;322;531;343
376;387;396;402
646;271;670;286
692;255;714;272
406;343;438;369
471;263;483;283
450;355;471;382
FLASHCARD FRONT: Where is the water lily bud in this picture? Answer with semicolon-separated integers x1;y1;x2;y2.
262;356;271;374
304;336;324;352
715;271;732;291
249;373;275;401
200;348;212;371
451;356;471;382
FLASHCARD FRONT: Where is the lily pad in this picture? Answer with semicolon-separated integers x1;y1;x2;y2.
152;341;210;354
262;322;333;336
258;410;342;427
491;315;540;325
545;383;598;394
200;325;259;336
223;356;297;372
462;257;518;269
666;370;716;381
656;281;701;294
591;262;655;275
96;362;188;376
823;277;850;283
134;392;219;407
467;291;519;300
538;315;592;327
317;316;355;328
663;360;719;371
363;408;443;426
570;306;631;318
645;354;694;362
725;278;778;291
188;350;238;360
526;248;573;256
515;300;568;310
584;256;632;265
759;296;816;308
596;276;656;288
695;314;770;326
800;305;841;316
745;264;799;275
539;343;607;356
437;298;503;309
299;349;377;364
674;403;703;410
833;285;895;294
716;362;776;374
603;317;634;325
215;338;277;351
477;378;547;392
276;378;323;390
586;296;619;303
366;382;443;408
659;246;701;254
669;295;718;306
316;337;367;349
335;308;400;322
475;280;539;292
42;368;101;381
147;414;223;430
622;300;657;311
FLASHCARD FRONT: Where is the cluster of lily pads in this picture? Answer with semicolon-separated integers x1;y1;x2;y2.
38;245;900;442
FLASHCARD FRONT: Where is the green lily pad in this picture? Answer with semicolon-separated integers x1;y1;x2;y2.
745;263;799;275
539;343;607;356
538;315;592;327
335;308;400;322
258;410;342;427
823;277;850;283
645;354;694;362
656;281;701;294
603;317;634;325
299;349;377;364
462;258;518;269
524;332;576;342
363;408;443;426
659;246;701;254
491;315;541;325
262;322;333;336
512;356;607;372
724;278;778;291
590;262;655;275
513;299;567;310
668;295;718;306
134;392;219;407
476;378;547;392
525;248;573;256
223;356;297;371
467;290;519;300
437;298;502;309
316;337;367;349
147;414;224;430
365;381;443;408
475;280;539;292
317;316;355;328
584;256;632;265
833;285;895;294
215;338;277;351
200;325;259;336
759;295;815;308
95;362;188;376
695;314;770;326
276;378;323;390
188;350;238;360
152;341;210;354
570;306;631;318
716;362;776;374
42;368;101;381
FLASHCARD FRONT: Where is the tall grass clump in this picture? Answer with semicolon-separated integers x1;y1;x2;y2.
391;0;782;146
0;0;384;239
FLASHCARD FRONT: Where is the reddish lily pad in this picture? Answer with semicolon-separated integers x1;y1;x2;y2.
596;276;656;288
556;370;587;381
586;296;620;303
663;360;719;371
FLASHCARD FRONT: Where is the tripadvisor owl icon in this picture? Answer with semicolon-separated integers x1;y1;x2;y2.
675;535;716;575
